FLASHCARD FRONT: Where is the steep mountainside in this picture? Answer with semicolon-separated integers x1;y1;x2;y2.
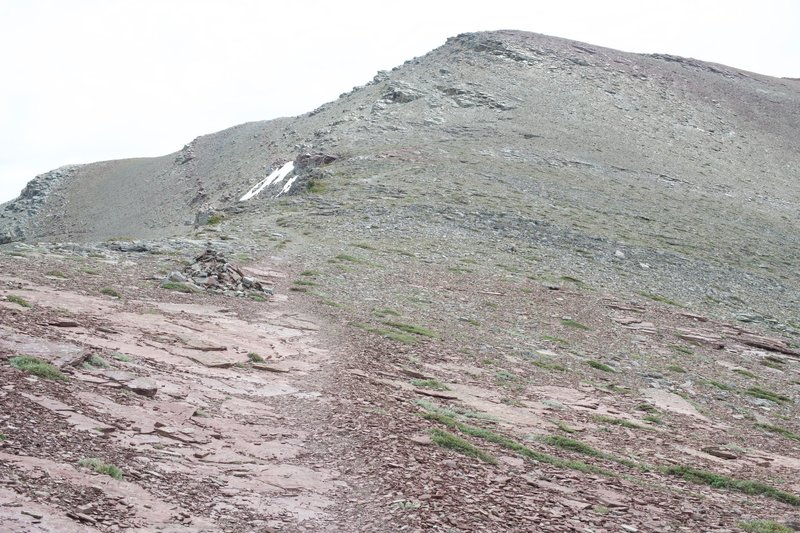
4;30;796;321
1;31;800;532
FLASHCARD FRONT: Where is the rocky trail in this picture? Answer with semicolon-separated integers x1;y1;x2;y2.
0;245;353;531
1;242;799;532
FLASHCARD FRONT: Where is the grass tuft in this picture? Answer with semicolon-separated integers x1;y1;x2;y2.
423;411;609;475
703;379;735;391
561;319;590;330
593;415;646;430
334;254;363;263
755;423;800;441
745;387;792;404
412;379;449;391
429;428;496;464
6;294;32;308
531;360;567;371
111;352;132;362
247;352;265;363
384;321;437;338
663;465;799;506
77;458;123;480
10;356;66;381
161;282;200;293
586;360;614;372
100;287;122;298
638;291;683;307
354;323;417;344
739;520;794;533
84;354;109;369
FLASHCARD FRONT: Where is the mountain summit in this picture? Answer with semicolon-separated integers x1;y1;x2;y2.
2;30;797;318
1;31;799;531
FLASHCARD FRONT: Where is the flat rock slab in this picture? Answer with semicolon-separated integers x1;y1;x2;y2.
125;377;158;397
0;328;84;366
641;388;709;421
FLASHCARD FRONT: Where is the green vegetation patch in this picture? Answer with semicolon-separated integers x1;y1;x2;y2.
593;415;646;430
100;287;122;298
247;352;265;363
77;458;123;480
540;435;640;469
10;356;66;381
84;354;109;369
415;400;497;422
531;360;567;372
161;282;200;293
6;294;32;308
305;178;326;194
638;291;683;307
541;335;569;345
561;319;591;331
45;270;69;279
429;428;496;464
384;321;437;338
586;360;614;372
334;254;364;264
354;322;417;344
733;368;757;378
663;465;799;506
745;387;792;404
703;379;735;391
423;411;609;475
643;414;663;424
739;520;794;533
412;379;449;391
755;423;800;441
666;364;687;373
761;357;786;370
668;344;693;355
111;352;132;362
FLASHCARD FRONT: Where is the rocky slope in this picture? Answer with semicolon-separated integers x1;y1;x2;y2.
1;30;800;532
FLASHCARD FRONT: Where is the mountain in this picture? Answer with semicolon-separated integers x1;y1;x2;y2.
1;31;799;531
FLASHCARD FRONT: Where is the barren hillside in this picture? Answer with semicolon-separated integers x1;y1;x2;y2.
1;30;799;532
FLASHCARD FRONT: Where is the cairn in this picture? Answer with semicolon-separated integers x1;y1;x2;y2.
162;249;272;298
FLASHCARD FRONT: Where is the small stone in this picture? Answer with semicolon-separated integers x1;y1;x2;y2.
167;271;187;283
125;377;158;397
408;434;432;446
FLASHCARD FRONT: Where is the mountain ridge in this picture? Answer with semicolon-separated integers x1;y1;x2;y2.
1;30;800;532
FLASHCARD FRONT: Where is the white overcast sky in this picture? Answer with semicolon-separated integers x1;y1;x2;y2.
1;0;798;203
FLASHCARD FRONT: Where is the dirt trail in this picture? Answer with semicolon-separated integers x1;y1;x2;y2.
0;254;351;531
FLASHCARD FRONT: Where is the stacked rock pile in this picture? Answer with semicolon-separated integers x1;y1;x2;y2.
162;249;273;298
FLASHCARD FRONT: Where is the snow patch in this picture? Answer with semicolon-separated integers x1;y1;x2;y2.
276;175;298;198
239;161;294;201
